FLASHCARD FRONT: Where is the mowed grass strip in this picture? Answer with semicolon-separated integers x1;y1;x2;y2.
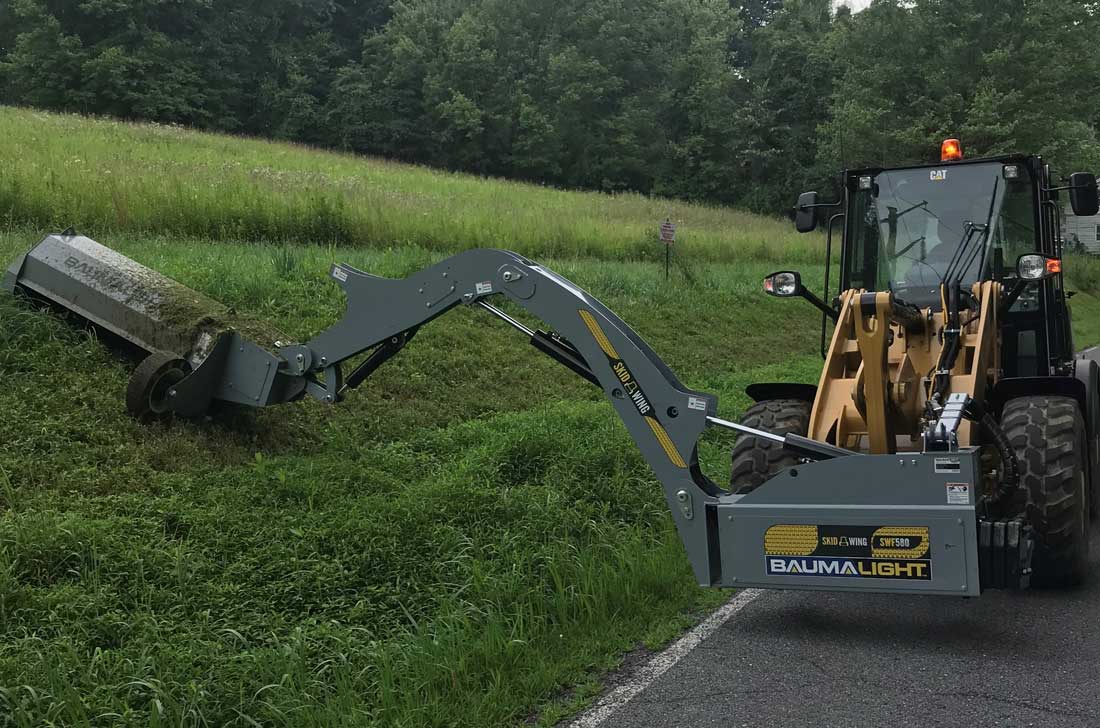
0;106;818;263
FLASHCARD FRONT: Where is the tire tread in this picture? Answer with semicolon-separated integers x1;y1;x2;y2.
729;399;811;494
1000;395;1090;587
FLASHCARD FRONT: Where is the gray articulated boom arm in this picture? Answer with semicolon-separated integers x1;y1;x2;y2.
5;235;847;587
168;248;721;582
168;247;848;584
7;235;1022;595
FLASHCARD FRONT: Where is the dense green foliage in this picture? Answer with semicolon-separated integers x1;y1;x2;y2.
3;1;1099;212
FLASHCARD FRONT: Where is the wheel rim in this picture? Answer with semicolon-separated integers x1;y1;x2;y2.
147;368;186;415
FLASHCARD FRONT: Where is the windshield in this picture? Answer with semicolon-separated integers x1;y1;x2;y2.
844;162;1036;308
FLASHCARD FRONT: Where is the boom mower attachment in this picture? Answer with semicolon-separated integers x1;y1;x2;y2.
5;230;1042;596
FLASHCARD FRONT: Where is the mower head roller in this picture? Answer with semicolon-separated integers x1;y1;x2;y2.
4;231;305;416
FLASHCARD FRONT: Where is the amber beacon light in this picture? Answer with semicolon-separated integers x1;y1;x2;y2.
941;138;963;162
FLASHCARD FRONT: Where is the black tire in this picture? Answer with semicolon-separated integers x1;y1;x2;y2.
126;351;189;418
1001;396;1090;587
729;399;811;494
1091;445;1099;520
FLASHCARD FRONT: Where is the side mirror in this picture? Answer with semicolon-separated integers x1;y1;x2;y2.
763;271;804;297
1016;254;1061;281
795;192;819;233
1069;172;1099;217
763;270;839;322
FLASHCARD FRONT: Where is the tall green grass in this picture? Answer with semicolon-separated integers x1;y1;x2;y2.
1066;254;1100;296
0;106;820;263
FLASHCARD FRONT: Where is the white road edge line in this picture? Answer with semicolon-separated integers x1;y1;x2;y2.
566;588;765;728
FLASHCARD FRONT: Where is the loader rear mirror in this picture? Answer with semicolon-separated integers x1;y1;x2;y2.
794;192;819;233
1069;173;1099;217
1016;254;1060;281
764;271;803;297
763;270;840;322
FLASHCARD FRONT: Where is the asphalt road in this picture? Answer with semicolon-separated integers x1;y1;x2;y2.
599;525;1100;728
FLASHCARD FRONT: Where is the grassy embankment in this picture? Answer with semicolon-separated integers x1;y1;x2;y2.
0;107;819;265
1;107;1099;726
0;108;825;727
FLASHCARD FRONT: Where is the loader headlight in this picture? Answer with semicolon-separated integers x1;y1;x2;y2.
763;271;802;297
1016;254;1060;281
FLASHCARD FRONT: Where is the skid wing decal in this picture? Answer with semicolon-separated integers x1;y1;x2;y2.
764;525;932;580
579;309;687;468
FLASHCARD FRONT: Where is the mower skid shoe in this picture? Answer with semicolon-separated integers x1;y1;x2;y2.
717;450;982;596
166;332;305;417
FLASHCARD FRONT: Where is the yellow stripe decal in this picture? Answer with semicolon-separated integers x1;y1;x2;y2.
646;418;688;469
579;309;620;360
765;525;819;556
580;308;685;469
872;526;930;559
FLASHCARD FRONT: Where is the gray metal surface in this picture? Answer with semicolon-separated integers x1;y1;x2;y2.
718;451;982;596
595;524;1100;728
167;333;304;415
5;232;221;359
283;249;725;585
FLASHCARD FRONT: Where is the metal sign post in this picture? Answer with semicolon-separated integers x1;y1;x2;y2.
660;218;676;280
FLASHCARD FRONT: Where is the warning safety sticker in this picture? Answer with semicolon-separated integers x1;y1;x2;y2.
764;524;932;581
946;483;971;505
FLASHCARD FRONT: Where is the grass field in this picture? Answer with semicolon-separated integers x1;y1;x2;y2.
0;106;815;264
2;108;1100;726
0;228;827;727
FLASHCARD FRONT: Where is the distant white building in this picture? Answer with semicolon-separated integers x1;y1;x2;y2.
1062;204;1100;254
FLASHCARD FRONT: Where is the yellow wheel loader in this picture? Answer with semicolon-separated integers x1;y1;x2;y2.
739;140;1098;589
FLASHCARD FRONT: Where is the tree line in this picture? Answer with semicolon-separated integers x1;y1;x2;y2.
2;0;1098;213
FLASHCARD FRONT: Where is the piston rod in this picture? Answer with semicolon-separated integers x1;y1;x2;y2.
477;300;535;337
706;415;785;443
707;415;854;461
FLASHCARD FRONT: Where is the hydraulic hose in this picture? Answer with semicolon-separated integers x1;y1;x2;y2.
929;283;963;409
964;399;1021;504
982;414;1020;500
